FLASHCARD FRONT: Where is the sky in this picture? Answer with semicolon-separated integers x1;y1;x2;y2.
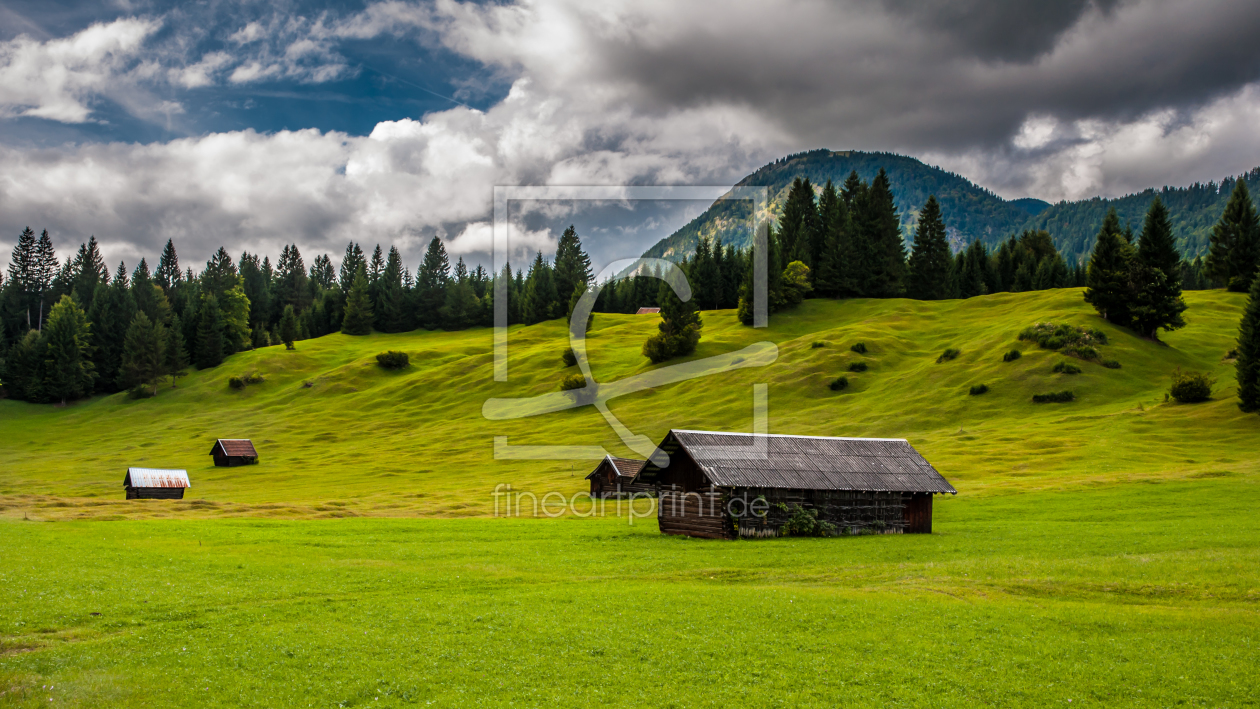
2;0;1260;275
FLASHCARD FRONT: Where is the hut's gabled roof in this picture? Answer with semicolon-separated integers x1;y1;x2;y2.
125;468;191;489
584;455;647;480
635;307;660;314
210;439;258;457
642;430;956;494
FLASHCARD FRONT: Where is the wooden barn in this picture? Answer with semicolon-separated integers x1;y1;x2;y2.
637;430;956;539
210;439;259;467
585;455;652;497
124;468;191;500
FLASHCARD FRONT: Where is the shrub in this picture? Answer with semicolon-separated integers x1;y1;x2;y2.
969;384;989;396
243;371;265;385
1018;322;1107;359
376;351;409;370
1169;368;1214;403
779;504;836;537
559;373;587;391
1002;349;1022;362
828;376;849;391
1032;390;1075;403
1225;348;1239;360
937;348;960;363
1101;359;1122;369
811;341;827;349
228;376;245;390
561;348;577;367
848;361;867;372
850;342;867;354
1052;360;1082;375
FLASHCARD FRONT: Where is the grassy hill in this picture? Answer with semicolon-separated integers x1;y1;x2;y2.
641;150;1260;265
1;288;1253;520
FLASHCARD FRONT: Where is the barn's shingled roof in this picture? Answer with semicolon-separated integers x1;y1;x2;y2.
125;468;191;489
211;439;258;457
635;307;660;314
584;455;647;480
641;430;956;494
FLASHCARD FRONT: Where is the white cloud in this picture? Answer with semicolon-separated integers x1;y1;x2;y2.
171;51;232;89
0;17;160;123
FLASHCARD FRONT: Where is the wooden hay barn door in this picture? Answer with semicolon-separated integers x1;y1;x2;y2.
657;489;732;539
903;493;933;534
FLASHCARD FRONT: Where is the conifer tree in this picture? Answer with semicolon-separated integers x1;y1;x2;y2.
32;230;57;331
166;314;189;387
374;246;408;332
1207;178;1260;292
276;244;311;313
156;239;181;292
279;305;298;350
202;247;239;298
860;169;906;297
553;226;593;308
778;177;819;267
195;294;225;369
121;311;165;396
88;266;136;393
907;196;952;300
415;237;450;329
41;295;95;405
1084;209;1135;325
1131;197;1187;338
340;265;374;336
71;236;109;314
440;279;478;330
522;252;558;324
643;269;702;363
3;330;44;401
691;236;719;310
6;226;36;330
1236;271;1260;413
339;242;365;293
814;180;847;297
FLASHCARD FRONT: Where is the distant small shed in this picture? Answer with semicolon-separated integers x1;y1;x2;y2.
635;307;660;315
210;439;259;467
585;455;652;497
124;468;190;500
638;430;956;539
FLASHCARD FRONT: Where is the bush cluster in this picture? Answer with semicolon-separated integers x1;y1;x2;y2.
1169;369;1214;403
561;348;577;367
376;351;409;370
1018;322;1108;359
828;376;849;391
228;371;265;390
937;348;961;363
778;503;837;537
228;376;245;390
244;371;265;384
848;361;868;372
969;384;989;396
1101;359;1122;369
1002;349;1022;362
811;341;827;349
1052;361;1082;375
559;373;587;391
1032;390;1075;403
850;342;867;354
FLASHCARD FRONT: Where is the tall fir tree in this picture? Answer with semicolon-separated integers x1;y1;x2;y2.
553;225;593;308
201;247;239;298
6;226;37;331
195;294;225;369
522;252;558;325
375;246;408;332
41;295;96;405
121;311;165;396
860;169;906;297
777;177;819;267
339;242;365;293
155;239;181;292
279;305;299;350
1131;196;1187;338
415;237;450;329
71;236;109;314
88;265;136;393
1083;209;1136;325
165;313;189;387
340;265;374;336
1236;271;1260;413
32;230;57;331
906;195;952;300
691;236;719;310
813;180;847;297
276;244;311;314
1207;178;1260;292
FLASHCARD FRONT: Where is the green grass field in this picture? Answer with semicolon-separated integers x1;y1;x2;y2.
2;288;1258;706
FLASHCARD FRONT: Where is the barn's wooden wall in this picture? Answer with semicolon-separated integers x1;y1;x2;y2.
126;487;186;500
726;488;927;537
657;490;732;539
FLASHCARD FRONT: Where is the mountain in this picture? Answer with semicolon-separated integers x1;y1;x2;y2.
641;150;1260;264
643;149;1030;259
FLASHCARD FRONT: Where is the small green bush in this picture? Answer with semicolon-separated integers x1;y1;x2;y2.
850;342;867;354
559;373;587;391
828;376;849;391
561;348;577;367
1226;348;1239;360
228;376;245;390
848;361;867;372
1002;349;1022;362
969;384;989;396
1052;360;1082;375
1101;359;1122;369
1032;390;1075;403
937;348;961;363
811;341;827;349
243;371;265;385
779;504;837;537
1169;369;1213;403
376;351;410;370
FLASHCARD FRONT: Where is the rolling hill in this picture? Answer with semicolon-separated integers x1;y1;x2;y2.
0;288;1253;520
641;150;1260;264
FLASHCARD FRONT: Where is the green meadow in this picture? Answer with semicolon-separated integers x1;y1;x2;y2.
2;288;1258;706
